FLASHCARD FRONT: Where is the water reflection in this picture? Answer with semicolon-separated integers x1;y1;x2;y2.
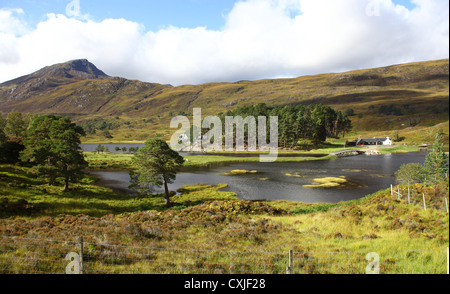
88;153;427;203
81;143;325;158
81;143;144;153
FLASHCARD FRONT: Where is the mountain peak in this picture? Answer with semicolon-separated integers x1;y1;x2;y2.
0;59;110;102
38;59;110;80
1;59;109;88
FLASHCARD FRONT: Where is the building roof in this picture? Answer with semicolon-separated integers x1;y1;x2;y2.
360;138;388;143
346;137;390;144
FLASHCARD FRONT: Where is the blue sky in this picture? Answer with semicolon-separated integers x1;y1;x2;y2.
1;0;417;30
2;0;238;30
0;0;448;85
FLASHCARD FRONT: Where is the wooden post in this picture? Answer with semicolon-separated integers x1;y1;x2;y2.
445;197;448;214
78;236;84;274
407;184;410;204
390;184;393;196
286;250;293;274
423;194;427;211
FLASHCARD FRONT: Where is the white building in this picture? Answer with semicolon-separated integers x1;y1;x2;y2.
383;137;393;146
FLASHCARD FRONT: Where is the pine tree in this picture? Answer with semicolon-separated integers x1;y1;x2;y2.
130;138;185;207
424;134;449;186
0;116;6;146
21;115;87;191
4;111;26;138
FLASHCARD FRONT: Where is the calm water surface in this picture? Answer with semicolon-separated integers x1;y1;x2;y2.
81;143;324;157
88;153;427;203
81;143;145;153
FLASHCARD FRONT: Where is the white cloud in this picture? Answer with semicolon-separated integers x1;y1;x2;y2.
0;0;448;85
0;8;27;35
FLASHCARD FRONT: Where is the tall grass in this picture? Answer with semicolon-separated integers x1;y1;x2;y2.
0;164;448;274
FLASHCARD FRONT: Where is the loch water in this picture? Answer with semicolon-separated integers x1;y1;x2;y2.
88;152;427;203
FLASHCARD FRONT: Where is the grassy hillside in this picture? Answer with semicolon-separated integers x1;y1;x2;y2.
0;59;448;143
0;164;448;273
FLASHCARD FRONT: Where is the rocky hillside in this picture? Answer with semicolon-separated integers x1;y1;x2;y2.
0;59;448;140
1;59;109;102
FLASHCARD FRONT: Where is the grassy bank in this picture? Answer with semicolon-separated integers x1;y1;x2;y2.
83;145;418;171
84;128;447;171
84;150;338;170
0;165;240;218
83;140;352;170
0;163;448;273
85;152;134;170
183;154;337;169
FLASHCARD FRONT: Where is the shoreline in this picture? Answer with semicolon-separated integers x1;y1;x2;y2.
85;150;427;206
84;145;421;170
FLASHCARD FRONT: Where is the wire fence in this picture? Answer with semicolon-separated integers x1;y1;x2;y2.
390;184;449;213
0;236;447;274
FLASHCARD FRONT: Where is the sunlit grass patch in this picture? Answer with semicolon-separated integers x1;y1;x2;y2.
378;145;421;154
303;177;351;189
369;173;392;178
84;152;133;169
223;170;260;176
173;184;237;207
284;172;304;178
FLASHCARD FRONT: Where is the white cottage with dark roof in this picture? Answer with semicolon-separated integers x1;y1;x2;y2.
346;137;392;146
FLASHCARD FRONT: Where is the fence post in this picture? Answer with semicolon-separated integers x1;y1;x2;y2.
445;198;448;214
78;236;84;274
407;184;410;204
423;194;427;211
286;250;293;274
391;184;393;196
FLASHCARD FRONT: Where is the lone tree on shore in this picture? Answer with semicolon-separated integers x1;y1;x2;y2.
424;134;449;186
395;163;426;185
130;138;185;207
20;115;88;191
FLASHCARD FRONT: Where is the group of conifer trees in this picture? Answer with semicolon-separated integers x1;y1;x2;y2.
0;111;86;191
218;103;353;149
